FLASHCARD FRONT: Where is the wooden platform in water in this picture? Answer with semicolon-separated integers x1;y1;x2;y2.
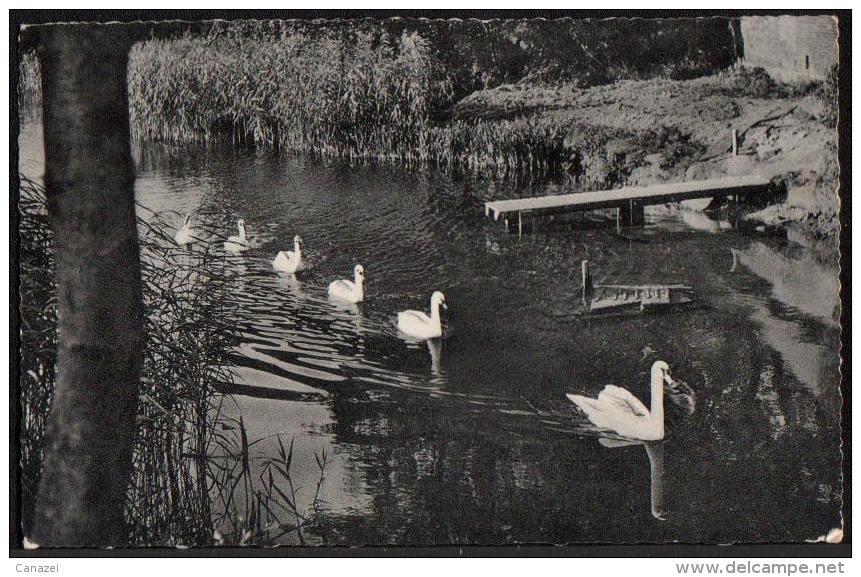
588;284;695;314
579;260;695;316
484;175;772;226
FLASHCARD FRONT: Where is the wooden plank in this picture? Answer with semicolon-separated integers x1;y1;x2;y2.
597;284;692;290
484;175;771;221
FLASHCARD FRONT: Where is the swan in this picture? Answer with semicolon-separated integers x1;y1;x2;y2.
566;360;673;441
328;264;365;303
397;291;447;339
174;214;195;246
224;219;250;253
272;235;304;273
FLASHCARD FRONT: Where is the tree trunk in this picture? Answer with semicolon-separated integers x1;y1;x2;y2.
32;24;143;547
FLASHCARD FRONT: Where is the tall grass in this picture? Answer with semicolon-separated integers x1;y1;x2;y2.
18;177;56;534
127;204;241;545
126;25;575;181
18;176;327;546
426;116;573;180
128;28;452;155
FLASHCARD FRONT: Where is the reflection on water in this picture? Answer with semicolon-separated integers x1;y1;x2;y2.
220;394;371;517
652;205;734;234
731;243;840;396
598;438;665;521
732;242;839;325
427;338;444;382
18;121;841;544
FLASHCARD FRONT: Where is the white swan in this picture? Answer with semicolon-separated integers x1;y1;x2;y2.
328;264;365;303
174;214;195;246
272;235;304;273
566;360;673;441
397;291;447;339
224;219;250;253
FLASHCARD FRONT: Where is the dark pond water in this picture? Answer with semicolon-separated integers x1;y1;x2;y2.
20;123;842;545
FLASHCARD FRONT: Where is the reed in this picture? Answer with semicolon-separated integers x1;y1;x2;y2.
128;27;452;154
126;25;583;180
18;176;56;535
18;176;326;546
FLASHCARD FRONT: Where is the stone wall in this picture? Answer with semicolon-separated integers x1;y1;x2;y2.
740;16;838;82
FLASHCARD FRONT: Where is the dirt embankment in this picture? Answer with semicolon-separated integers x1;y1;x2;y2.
453;69;839;241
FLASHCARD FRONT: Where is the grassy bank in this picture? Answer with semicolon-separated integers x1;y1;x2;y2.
453;67;840;238
18;177;327;546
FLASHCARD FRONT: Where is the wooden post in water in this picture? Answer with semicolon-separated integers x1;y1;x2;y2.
732;129;739;156
617;200;645;231
581;260;594;307
631;200;645;226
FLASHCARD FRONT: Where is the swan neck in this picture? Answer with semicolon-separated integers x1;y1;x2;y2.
430;301;441;324
650;369;665;425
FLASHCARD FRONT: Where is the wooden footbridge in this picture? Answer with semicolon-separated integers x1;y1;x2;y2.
484;175;773;234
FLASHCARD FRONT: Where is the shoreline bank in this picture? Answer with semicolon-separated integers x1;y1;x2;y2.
19;31;839;243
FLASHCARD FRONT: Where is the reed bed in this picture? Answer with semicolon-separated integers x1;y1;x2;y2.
128;28;452;155
18;176;56;535
127;26;585;180
18;177;327;546
427;116;574;180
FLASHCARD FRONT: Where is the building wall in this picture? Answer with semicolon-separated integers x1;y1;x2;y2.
740;16;838;82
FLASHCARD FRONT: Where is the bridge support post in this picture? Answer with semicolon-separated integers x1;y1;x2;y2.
617;200;645;231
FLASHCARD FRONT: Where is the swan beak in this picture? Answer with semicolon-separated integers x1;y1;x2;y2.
663;371;674;386
441;302;448;310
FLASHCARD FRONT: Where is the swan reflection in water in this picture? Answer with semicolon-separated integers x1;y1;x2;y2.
427;337;444;382
328;294;362;316
598;437;666;521
276;271;303;298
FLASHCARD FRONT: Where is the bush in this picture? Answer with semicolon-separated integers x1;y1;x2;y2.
720;66;779;98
